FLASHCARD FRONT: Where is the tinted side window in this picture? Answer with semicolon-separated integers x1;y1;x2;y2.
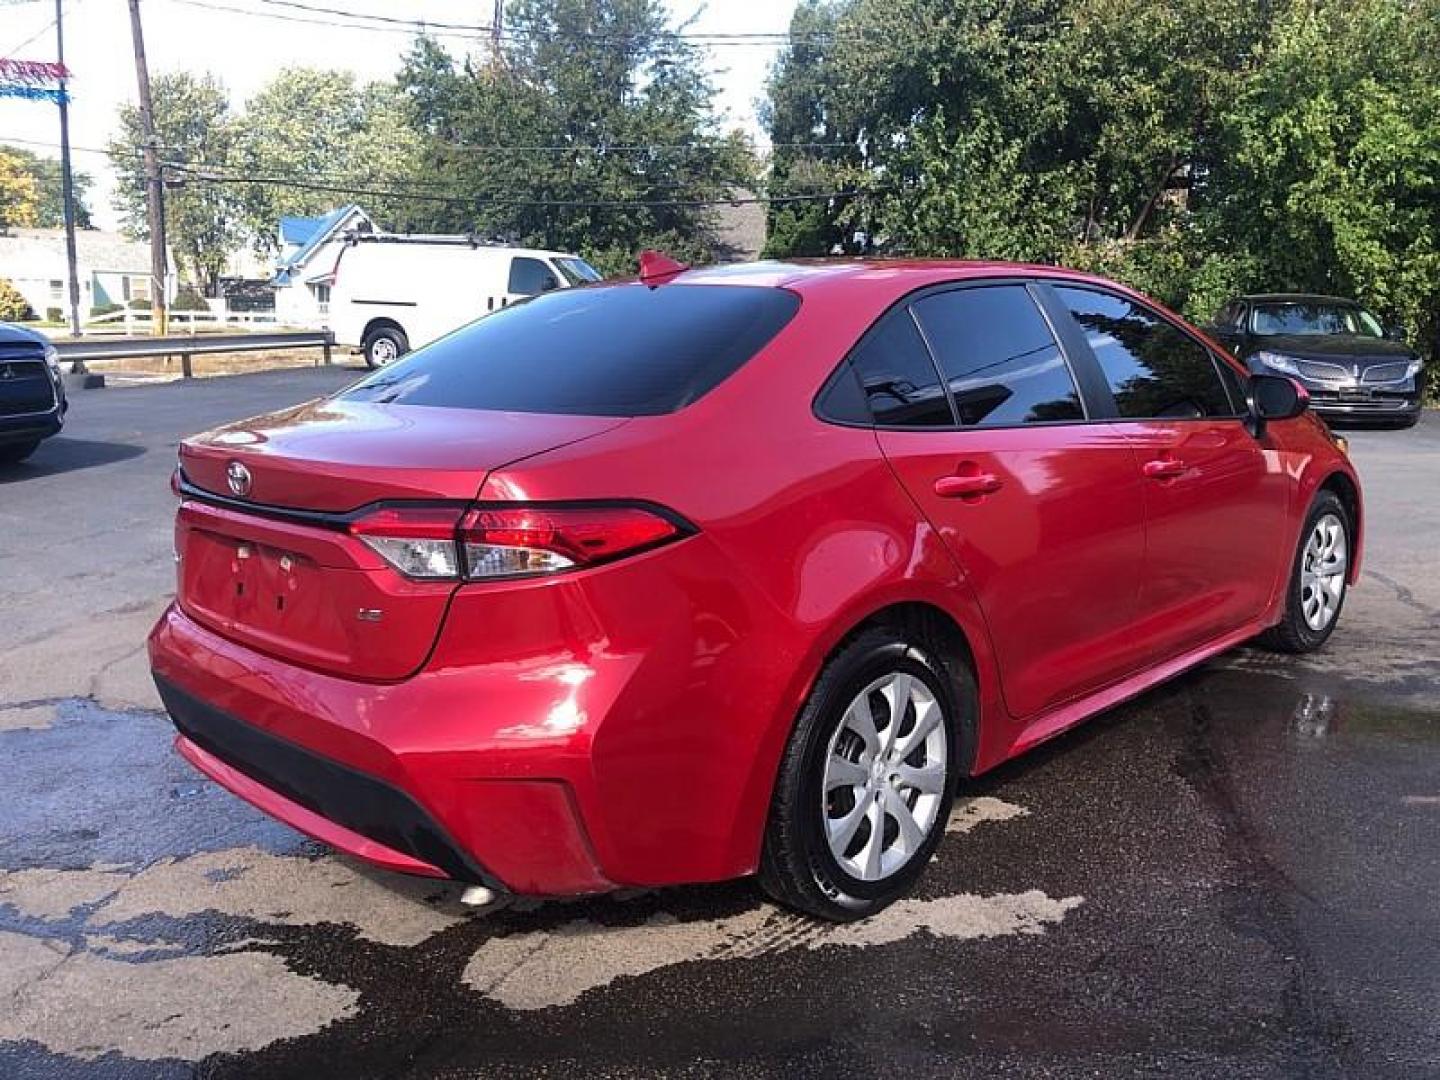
845;309;953;427
1054;287;1236;419
911;286;1083;426
508;257;559;296
343;284;799;416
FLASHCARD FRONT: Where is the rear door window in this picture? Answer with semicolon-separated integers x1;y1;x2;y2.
911;285;1084;426
1054;286;1237;419
842;308;953;427
508;257;560;296
343;284;800;416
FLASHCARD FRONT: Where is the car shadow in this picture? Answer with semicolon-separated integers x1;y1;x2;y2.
0;437;146;482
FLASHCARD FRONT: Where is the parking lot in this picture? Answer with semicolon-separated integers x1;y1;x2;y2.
1;369;1437;1078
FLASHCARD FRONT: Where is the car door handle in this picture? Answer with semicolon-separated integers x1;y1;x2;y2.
1143;457;1187;480
934;473;1003;498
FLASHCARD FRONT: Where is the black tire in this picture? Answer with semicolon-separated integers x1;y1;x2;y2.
362;325;409;369
0;440;40;465
759;626;971;921
1259;489;1351;654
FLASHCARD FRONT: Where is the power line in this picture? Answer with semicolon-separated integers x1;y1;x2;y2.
162;158;758;195
162;163;883;210
166;0;867;46
1;11;58;56
4;134;854;160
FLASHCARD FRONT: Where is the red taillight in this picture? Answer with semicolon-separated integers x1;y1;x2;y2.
348;505;465;540
346;503;686;581
459;505;681;578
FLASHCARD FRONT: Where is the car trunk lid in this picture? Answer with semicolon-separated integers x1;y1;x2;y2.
175;400;627;679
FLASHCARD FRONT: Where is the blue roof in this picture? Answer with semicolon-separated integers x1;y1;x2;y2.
279;215;323;246
272;205;363;285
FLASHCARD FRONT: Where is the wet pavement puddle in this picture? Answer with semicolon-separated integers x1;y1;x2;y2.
2;660;1437;1076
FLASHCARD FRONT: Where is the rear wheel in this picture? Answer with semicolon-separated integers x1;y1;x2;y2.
759;627;967;921
1260;490;1351;653
0;440;40;465
362;325;409;369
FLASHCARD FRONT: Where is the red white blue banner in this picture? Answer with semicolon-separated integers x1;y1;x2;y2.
0;59;70;103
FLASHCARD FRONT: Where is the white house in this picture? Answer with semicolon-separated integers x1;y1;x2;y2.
0;228;175;319
271;204;372;327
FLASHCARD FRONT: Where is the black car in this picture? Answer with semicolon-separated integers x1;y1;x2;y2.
0;322;68;463
1208;293;1425;427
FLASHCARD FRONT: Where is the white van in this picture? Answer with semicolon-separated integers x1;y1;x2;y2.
329;237;602;367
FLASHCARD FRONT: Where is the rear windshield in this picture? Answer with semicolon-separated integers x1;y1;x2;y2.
343;283;800;416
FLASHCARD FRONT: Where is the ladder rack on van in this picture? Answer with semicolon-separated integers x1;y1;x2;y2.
340;230;518;249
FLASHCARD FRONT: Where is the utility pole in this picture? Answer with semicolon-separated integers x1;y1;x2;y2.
126;0;168;338
491;0;503;64
53;0;82;346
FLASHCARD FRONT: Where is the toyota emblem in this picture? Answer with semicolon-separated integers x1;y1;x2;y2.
226;460;252;498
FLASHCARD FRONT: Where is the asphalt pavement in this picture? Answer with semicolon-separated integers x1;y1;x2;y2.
1;369;1437;1078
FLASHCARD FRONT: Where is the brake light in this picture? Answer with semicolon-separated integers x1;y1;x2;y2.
347;503;686;581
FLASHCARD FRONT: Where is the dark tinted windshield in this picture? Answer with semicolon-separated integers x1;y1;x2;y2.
1251;303;1382;337
343;284;800;416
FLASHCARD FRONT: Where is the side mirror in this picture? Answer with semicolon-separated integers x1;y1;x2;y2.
1248;373;1308;434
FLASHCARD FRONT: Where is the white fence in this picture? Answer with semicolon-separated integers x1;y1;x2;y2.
83;308;285;335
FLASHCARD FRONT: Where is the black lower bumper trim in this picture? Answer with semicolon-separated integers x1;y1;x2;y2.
154;674;498;886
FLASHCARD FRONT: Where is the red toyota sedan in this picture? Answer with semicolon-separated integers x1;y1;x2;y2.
149;260;1361;920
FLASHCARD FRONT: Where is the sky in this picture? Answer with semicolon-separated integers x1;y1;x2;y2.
0;0;799;230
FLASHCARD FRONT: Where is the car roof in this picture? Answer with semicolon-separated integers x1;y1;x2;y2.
1237;293;1361;306
668;258;1121;298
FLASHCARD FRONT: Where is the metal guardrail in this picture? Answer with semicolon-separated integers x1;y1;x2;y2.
52;330;334;376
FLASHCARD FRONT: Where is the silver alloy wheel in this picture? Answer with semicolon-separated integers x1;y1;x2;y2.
1300;512;1348;631
370;336;399;365
821;672;947;882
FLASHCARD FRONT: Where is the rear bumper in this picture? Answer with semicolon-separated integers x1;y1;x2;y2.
0;410;62;445
149;605;617;895
158;675;498;884
148;528;804;894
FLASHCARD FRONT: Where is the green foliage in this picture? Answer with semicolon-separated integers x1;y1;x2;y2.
109;73;242;298
232;68;422;251
0;147;93;229
89;302;122;319
763;0;1440;367
0;278;33;322
0;148;40;231
171;285;209;312
395;1;755;272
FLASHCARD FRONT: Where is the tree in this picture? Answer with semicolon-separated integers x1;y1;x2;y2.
109;72;242;297
0;147;93;229
761;1;854;256
0;148;41;231
761;0;1440;376
1205;0;1440;359
0;277;33;322
231;68;422;252
395;1;754;274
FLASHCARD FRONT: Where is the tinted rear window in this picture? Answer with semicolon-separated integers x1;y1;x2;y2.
342;284;800;416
